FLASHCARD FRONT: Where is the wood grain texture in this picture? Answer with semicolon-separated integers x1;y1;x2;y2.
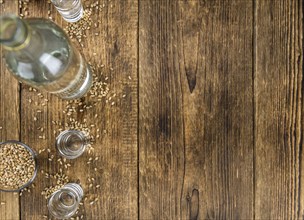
83;0;138;219
139;0;185;219
0;0;303;219
179;1;254;219
18;0;138;219
255;0;303;219
139;0;254;219
0;2;20;220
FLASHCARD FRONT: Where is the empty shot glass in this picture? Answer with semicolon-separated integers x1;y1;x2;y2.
56;130;89;159
48;183;83;219
51;0;84;22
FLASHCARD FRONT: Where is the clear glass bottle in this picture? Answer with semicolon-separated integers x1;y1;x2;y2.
56;130;88;159
48;183;83;219
0;14;92;100
51;0;84;23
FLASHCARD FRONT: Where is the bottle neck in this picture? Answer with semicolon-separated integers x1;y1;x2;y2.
0;15;31;51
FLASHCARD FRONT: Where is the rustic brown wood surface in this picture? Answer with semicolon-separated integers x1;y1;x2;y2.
139;1;255;219
255;0;303;219
0;0;303;219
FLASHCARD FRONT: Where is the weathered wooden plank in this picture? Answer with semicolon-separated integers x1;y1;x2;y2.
139;1;185;218
255;0;303;219
139;0;254;219
19;0;138;219
179;1;255;219
81;0;138;218
0;2;20;220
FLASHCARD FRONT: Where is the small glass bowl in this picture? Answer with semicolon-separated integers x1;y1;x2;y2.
0;140;38;192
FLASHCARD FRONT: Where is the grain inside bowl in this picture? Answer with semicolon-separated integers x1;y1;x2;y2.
0;142;36;191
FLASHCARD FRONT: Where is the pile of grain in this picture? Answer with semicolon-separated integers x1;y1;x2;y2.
0;142;36;190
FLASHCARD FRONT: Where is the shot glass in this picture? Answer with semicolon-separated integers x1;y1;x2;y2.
51;0;84;22
48;183;83;219
56;130;88;159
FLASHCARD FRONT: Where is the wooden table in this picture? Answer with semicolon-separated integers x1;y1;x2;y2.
0;0;303;219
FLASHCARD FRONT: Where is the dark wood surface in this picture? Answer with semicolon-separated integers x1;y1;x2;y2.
255;0;303;219
139;1;254;219
0;0;303;219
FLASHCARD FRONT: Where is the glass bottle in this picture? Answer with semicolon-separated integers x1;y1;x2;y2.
51;0;84;23
48;183;83;219
0;14;92;100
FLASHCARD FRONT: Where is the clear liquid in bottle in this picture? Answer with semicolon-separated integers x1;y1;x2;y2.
1;15;92;99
